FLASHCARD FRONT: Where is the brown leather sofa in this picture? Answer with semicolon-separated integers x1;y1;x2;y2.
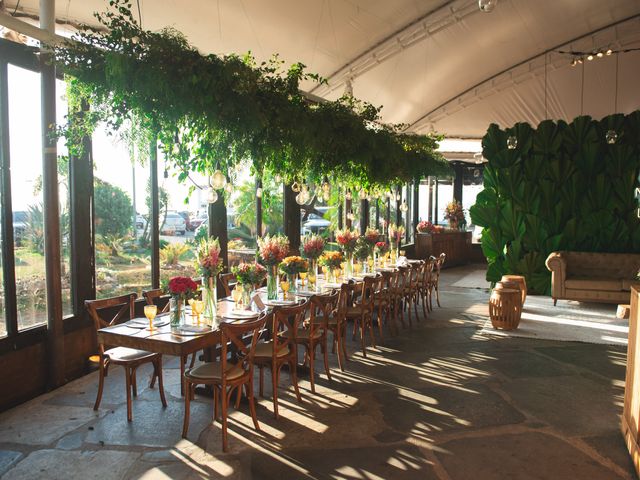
545;251;640;305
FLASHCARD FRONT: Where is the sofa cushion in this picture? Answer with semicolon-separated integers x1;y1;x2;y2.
564;276;622;291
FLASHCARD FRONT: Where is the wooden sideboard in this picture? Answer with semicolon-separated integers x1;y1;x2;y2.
623;283;640;478
414;231;472;268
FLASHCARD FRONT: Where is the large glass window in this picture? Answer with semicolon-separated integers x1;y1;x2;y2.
8;64;46;330
93;126;151;298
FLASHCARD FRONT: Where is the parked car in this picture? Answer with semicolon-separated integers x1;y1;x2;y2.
13;211;28;240
189;214;207;231
301;207;330;235
135;214;147;230
161;212;187;235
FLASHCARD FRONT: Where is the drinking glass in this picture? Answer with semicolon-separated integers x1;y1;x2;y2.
280;279;290;299
368;257;374;271
144;305;157;331
231;287;241;309
353;262;361;275
299;271;307;287
188;298;196;319
192;300;204;324
399;249;406;257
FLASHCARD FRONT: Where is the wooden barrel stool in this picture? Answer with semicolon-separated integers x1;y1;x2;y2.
500;275;527;305
489;287;523;331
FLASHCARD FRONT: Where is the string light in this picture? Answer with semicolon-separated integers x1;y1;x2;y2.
211;164;227;189
562;46;640;67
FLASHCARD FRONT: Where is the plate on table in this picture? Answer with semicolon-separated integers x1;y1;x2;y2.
265;299;297;306
172;325;212;336
224;310;260;320
125;317;170;329
293;289;317;297
322;282;342;289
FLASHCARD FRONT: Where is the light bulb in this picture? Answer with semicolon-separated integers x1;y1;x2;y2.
274;174;282;183
396;194;401;202
323;191;330;202
211;170;227;189
345;189;352;201
207;188;218;204
587;54;594;61
571;58;578;67
478;0;497;13
386;191;393;199
359;189;367;200
321;177;330;193
347;211;355;221
224;182;233;194
367;195;372;202
400;201;408;213
596;51;604;58
606;48;613;56
291;181;301;193
507;136;518;150
577;57;583;64
605;130;618;144
256;187;263;198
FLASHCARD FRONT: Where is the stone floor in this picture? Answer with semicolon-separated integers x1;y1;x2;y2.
0;265;635;479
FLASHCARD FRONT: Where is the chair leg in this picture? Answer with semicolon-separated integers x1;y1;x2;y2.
359;317;367;357
368;317;376;348
436;284;441;307
94;360;106;411
125;367;133;422
189;352;197;368
341;324;349;363
235;384;242;409
553;298;557;306
335;330;345;372
221;385;229;453
180;356;186;397
376;309;384;343
149;362;156;389
131;368;138;397
308;343;316;393
422;290;428;318
290;358;303;403
322;336;331;381
247;379;260;431
213;385;220;422
182;380;191;438
414;294;419;321
259;365;264;397
272;362;280;419
156;357;168;408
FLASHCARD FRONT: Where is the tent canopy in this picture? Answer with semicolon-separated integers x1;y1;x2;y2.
4;0;640;138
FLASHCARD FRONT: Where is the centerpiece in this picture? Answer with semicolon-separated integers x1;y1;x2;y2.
279;256;309;293
444;201;465;230
374;241;390;266
196;237;224;321
302;234;325;289
231;262;267;307
417;220;437;234
388;223;405;259
335;228;359;278
257;234;289;300
319;251;343;283
363;227;380;268
354;238;372;273
167;276;199;327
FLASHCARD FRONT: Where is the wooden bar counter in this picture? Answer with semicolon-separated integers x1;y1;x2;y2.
414;231;472;267
623;283;640;478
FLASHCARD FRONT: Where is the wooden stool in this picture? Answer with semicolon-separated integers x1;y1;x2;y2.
500;275;527;305
489;288;522;330
617;304;631;320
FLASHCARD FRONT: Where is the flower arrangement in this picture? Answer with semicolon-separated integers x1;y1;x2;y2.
354;238;372;262
168;276;199;301
196;237;224;278
444;201;465;224
257;234;289;266
388;223;405;245
301;234;325;260
363;228;380;246
416;220;437;234
375;241;390;256
335;228;359;254
232;262;267;286
319;251;344;269
280;256;309;276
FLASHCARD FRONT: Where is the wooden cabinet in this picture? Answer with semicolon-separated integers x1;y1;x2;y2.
414;231;471;268
623;284;640;478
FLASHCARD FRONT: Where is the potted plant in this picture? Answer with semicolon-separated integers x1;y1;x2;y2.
444;201;465;230
302;234;325;288
335;228;359;277
257;234;289;300
232;262;267;306
319;251;344;283
279;256;309;293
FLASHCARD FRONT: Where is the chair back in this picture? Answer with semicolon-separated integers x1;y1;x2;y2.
358;274;379;311
396;266;410;291
220;312;268;379
219;272;236;297
310;290;339;331
333;283;351;327
434;253;446;281
142;289;170;314
422;258;435;285
271;299;310;355
409;261;423;289
85;293;137;354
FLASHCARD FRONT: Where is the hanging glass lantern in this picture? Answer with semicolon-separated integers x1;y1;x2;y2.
507;135;518;150
606;130;618;144
400;200;409;213
207;188;218;204
478;0;497;13
211;169;227;189
291;180;301;193
321;176;330;193
256;187;263;198
323;190;330;202
274;174;282;183
346;210;355;221
359;188;367;200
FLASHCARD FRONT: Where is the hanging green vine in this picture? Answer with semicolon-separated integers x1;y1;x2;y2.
53;0;450;190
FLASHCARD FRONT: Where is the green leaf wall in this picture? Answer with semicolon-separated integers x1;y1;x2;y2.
470;112;640;295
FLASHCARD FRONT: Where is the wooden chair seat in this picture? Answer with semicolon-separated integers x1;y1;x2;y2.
254;341;289;358
185;362;245;382
282;328;323;340
104;347;157;363
312;314;338;327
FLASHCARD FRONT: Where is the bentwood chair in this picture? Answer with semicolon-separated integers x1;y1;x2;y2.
143;288;197;395
417;258;436;317
254;299;309;419
403;261;424;325
312;283;350;371
373;271;394;338
430;253;446;309
86;294;167;422
346;275;380;357
391;266;410;329
294;290;339;392
182;312;267;451
219;272;237;297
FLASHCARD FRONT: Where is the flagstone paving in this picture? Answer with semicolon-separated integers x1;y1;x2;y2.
0;265;634;479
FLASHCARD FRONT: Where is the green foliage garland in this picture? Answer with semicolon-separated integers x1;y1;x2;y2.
53;0;450;190
470;112;640;294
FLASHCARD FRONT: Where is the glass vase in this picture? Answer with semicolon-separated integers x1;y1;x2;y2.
169;297;184;327
345;253;354;279
202;276;217;322
240;284;251;307
309;260;317;290
267;265;279;300
289;273;298;293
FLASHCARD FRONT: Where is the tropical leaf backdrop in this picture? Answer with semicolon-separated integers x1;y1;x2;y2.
470;112;640;295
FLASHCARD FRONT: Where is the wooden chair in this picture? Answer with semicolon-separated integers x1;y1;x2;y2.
391;266;410;329
219;272;237;297
403;261;424;325
295;290;339;392
373;270;396;337
346;275;379;357
431;253;446;308
312;283;350;371
417;258;436;317
254;299;309;419
85;294;167;422
143;288;197;395
182;312;267;451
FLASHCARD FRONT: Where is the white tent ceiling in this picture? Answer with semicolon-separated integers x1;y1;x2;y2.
4;0;640;139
